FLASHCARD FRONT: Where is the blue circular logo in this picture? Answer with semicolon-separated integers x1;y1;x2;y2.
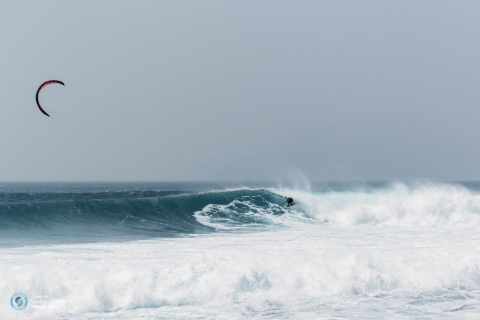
10;293;28;311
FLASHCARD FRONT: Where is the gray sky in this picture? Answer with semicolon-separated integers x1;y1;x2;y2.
2;1;480;181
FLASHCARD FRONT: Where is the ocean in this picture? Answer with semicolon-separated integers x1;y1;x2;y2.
1;181;480;319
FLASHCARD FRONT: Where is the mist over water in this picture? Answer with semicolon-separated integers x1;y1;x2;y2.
1;181;480;319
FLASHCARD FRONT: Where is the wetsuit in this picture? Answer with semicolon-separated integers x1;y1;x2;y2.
286;197;294;206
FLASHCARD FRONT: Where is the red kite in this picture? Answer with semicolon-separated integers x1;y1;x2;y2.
35;80;65;117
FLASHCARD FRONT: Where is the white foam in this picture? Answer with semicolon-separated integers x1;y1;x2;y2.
1;224;480;318
272;183;480;226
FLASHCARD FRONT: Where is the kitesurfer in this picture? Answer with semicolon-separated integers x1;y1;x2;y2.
285;196;294;206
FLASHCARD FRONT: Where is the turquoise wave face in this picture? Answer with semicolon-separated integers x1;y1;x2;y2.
0;188;289;247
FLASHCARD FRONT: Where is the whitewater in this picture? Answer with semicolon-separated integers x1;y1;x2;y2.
1;182;480;319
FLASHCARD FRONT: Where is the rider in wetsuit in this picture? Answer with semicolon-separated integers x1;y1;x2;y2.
285;196;294;206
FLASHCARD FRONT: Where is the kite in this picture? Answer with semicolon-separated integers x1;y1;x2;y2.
35;80;65;117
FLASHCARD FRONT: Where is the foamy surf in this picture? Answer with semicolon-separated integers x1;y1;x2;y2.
272;182;480;227
2;225;479;319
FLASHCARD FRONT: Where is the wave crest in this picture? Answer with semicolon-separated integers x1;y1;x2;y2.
193;195;309;230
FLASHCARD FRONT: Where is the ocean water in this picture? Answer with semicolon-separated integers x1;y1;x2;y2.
1;181;480;319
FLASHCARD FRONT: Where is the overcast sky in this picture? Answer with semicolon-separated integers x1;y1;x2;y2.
1;1;480;181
